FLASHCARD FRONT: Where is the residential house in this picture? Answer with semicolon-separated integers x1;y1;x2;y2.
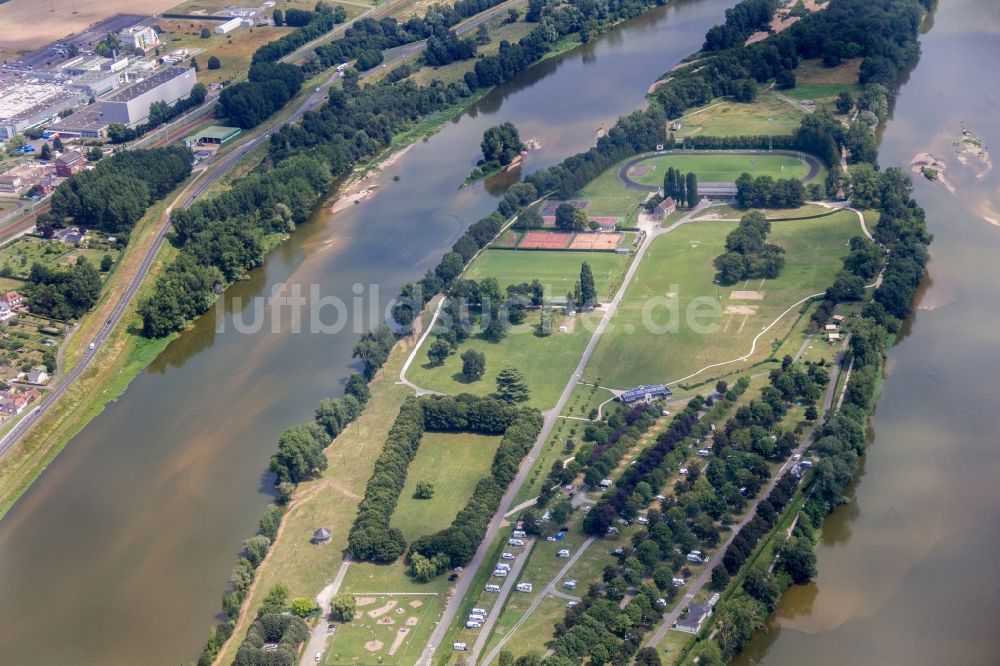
0;174;22;193
0;301;13;321
675;603;711;633
5;292;22;309
652;196;677;219
55;151;84;177
620;384;673;404
26;369;50;385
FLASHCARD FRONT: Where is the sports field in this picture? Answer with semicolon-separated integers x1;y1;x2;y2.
626;152;812;185
465;249;631;303
390;431;501;542
581;210;860;388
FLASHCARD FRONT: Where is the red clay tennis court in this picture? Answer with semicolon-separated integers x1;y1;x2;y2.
569;233;623;250
519;231;574;249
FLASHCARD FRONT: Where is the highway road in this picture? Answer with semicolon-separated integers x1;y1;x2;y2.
0;0;527;486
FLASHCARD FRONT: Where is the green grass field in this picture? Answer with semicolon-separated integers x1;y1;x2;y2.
627;152;811;186
391;431;501;542
677;91;804;137
575;165;650;216
782;82;862;101
581;210;860;388
0;237;119;281
466;249;632;303
409;309;600;410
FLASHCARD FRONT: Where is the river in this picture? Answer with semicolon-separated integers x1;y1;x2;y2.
732;1;1000;664
0;1;737;664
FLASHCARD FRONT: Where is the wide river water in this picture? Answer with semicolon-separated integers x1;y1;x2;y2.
0;1;738;664
732;1;1000;664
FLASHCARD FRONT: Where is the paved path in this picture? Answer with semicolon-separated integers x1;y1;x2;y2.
616;149;823;192
299;558;352;666
466;536;535;660
418;204;708;664
478;537;596;666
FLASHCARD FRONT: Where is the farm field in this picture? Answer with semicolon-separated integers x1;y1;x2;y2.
0;0;176;61
581;210;860;388
409;309;600;410
465;249;632;302
676;91;804;137
626;152;812;185
785;56;864;100
156;20;295;85
390;431;501;542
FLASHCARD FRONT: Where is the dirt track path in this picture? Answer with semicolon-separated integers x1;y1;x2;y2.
617;149;823;191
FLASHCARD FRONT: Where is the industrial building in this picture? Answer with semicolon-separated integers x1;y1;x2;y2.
215;17;244;34
0;82;84;139
119;25;160;52
183;125;241;147
100;67;197;126
47;104;111;139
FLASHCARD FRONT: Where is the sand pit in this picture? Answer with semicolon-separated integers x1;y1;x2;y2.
365;640;384;652
388;628;409;656
378;616;395;625
725;305;758;315
408;600;423;609
355;597;377;607
730;290;765;300
395;607;405;614
367;600;398;618
406;617;419;626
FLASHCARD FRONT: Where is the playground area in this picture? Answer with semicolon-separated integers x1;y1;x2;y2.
325;594;437;665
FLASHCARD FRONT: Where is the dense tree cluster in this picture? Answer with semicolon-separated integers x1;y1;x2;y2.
425;27;477;66
348;398;426;563
702;0;779;52
734;172;805;209
253;6;343;64
139;156;331;337
219;61;305;128
23;258;102;321
713;210;785;285
231;612;309;666
49;145;192;234
480;122;525;166
663;167;699;208
655;0;929;128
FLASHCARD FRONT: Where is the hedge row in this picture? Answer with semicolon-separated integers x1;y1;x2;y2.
347;397;427;564
408;405;543;567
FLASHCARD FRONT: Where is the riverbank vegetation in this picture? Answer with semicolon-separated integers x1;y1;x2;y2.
180;0;934;662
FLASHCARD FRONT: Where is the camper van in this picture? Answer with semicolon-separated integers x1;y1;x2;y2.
557;549;570;558
484;584;501;592
512;530;526;538
453;642;468;651
516;583;533;592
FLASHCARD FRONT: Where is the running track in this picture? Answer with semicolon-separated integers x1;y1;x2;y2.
616;149;822;191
